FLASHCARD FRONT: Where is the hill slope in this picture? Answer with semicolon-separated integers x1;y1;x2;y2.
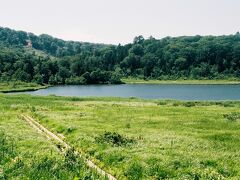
0;27;107;57
0;27;240;85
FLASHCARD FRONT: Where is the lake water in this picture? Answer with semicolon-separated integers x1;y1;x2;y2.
15;84;240;100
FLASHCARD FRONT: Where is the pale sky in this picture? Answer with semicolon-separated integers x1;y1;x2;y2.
0;0;239;44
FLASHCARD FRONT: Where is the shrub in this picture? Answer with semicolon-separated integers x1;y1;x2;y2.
109;73;123;84
184;102;196;107
70;97;82;101
56;126;76;134
95;131;135;146
200;160;217;168
67;126;76;134
157;101;167;106
56;125;65;133
172;102;181;106
31;106;36;112
222;102;235;107
223;112;240;121
125;123;131;129
64;148;84;172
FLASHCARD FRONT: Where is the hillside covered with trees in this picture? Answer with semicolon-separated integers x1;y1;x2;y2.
0;27;240;85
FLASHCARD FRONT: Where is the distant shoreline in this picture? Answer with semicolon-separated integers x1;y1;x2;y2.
122;78;240;85
1;79;240;94
0;83;49;93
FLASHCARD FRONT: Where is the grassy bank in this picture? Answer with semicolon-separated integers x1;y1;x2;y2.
0;94;103;179
122;78;240;84
1;94;240;179
0;81;49;93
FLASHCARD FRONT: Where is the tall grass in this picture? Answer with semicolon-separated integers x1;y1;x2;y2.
1;94;240;179
0;131;102;179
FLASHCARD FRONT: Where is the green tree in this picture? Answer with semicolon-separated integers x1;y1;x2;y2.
33;74;43;84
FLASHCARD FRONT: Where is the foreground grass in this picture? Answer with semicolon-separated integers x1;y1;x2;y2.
0;95;103;179
0;81;48;93
122;78;240;84
1;94;240;179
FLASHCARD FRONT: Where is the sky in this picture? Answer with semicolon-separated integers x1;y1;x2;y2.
0;0;239;44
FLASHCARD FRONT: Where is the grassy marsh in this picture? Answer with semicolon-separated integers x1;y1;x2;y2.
1;94;240;179
0;95;103;179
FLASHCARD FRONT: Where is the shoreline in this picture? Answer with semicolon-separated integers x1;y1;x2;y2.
0;85;49;93
122;78;240;85
1;79;240;94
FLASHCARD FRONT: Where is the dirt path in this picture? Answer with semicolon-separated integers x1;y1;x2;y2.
20;114;116;180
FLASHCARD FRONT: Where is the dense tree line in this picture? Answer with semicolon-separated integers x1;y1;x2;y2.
0;45;121;85
0;27;240;85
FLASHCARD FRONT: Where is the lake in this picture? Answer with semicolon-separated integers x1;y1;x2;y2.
14;84;240;100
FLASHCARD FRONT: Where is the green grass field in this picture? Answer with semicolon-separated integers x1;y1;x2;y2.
1;94;240;179
0;94;103;179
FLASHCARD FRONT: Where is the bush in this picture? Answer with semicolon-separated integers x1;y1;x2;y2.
157;101;167;106
109;73;123;84
67;126;76;134
70;97;82;101
125;123;131;129
172;102;181;106
222;102;235;107
64;148;84;172
95;131;135;146
184;102;196;107
223;112;240;121
56;125;76;134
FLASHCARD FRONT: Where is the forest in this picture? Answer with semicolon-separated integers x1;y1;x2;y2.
0;27;240;85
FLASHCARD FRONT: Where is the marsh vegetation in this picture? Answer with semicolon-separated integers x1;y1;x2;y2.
1;94;240;179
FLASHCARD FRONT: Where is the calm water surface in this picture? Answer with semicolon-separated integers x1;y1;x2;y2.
16;84;240;100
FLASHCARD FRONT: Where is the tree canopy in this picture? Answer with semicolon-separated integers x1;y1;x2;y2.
0;27;240;85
